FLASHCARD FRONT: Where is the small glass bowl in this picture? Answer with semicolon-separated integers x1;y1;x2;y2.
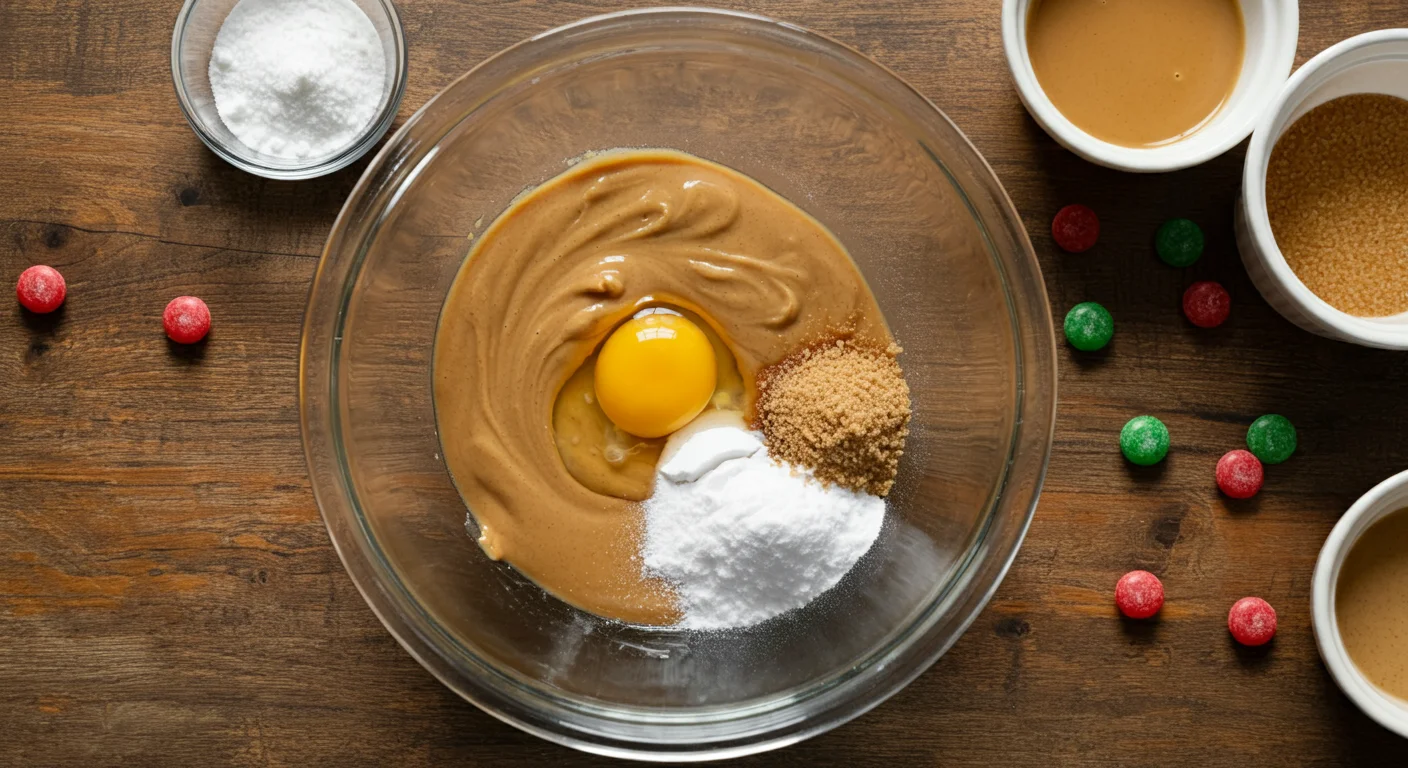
170;0;408;180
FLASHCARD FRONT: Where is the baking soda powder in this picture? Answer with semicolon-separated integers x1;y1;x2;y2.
643;428;885;630
209;0;386;161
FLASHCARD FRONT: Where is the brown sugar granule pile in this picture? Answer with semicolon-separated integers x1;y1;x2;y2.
755;339;911;497
1266;93;1408;317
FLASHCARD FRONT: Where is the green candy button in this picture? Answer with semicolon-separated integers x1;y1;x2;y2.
1246;414;1296;464
1121;415;1169;466
1064;301;1114;351
1156;218;1204;267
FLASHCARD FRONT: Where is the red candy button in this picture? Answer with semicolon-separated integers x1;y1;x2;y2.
1228;596;1277;646
1183;281;1230;328
1216;449;1264;499
1115;570;1164;619
164;296;211;344
1052;204;1100;253
16;265;66;314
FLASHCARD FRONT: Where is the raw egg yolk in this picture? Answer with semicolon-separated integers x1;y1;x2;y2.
594;311;717;438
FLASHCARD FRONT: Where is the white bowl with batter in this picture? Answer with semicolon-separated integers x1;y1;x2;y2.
1312;469;1408;740
1001;0;1298;172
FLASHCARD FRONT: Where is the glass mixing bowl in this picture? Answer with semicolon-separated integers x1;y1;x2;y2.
301;8;1056;760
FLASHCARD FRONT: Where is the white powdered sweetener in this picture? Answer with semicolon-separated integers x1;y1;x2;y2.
644;427;885;630
657;426;762;483
209;0;386;161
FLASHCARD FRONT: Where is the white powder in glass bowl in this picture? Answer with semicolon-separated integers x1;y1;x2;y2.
208;0;387;161
644;427;885;631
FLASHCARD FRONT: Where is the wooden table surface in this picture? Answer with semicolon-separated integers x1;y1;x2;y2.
4;0;1408;765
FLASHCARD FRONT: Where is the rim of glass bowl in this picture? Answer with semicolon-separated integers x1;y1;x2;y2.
169;0;410;181
301;7;1057;761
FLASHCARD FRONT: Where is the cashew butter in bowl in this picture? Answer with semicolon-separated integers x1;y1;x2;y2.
1002;0;1298;172
1313;470;1408;740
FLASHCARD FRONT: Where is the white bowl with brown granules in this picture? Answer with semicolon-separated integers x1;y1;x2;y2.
1237;29;1408;349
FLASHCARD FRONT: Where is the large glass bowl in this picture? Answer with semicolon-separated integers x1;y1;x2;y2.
301;8;1055;760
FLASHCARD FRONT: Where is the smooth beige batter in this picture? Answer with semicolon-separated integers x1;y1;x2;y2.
433;150;890;625
1027;0;1244;148
1337;508;1408;700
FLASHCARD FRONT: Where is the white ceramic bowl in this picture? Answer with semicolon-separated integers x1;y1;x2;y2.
1311;468;1408;740
1000;0;1298;172
1236;29;1408;349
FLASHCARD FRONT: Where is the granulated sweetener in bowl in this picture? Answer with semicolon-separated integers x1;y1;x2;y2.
171;0;406;179
1266;93;1408;318
1237;30;1408;348
644;420;887;631
209;0;387;161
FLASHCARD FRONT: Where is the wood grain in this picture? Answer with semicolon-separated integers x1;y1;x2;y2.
3;0;1408;765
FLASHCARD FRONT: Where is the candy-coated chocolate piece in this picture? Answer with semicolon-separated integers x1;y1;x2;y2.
1182;280;1230;328
1246;414;1296;465
1228;596;1277;646
1053;204;1100;253
1064;301;1114;351
1116;570;1164;619
1156;218;1204;267
16;265;66;314
1120;415;1169;466
164;296;211;344
1216;449;1263;499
